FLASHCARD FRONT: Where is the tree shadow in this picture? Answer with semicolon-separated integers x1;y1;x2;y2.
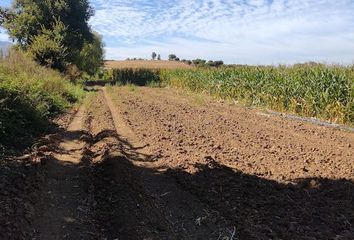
88;128;354;239
93;153;174;239
84;80;114;87
2;126;353;240
79;128;354;239
166;158;354;240
93;129;157;162
0;155;40;239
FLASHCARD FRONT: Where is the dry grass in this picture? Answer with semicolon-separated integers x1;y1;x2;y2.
105;60;193;70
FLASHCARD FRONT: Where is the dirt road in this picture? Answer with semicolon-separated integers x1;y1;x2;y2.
28;88;231;240
1;86;353;240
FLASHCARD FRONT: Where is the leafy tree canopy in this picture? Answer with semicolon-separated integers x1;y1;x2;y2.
152;52;157;60
168;54;177;61
76;32;105;75
27;19;68;71
0;0;103;74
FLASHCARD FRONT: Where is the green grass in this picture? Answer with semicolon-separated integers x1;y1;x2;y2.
0;51;84;155
159;64;354;125
127;83;138;92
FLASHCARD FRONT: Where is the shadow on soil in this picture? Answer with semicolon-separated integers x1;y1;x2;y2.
91;130;354;240
168;160;354;240
0;158;40;239
0;123;72;239
3;127;353;239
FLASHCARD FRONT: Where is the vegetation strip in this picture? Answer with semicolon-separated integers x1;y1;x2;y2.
0;52;84;154
106;65;353;125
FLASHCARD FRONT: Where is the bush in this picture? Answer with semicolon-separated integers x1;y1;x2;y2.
0;52;84;154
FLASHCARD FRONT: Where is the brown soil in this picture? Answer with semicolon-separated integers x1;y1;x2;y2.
0;107;80;240
89;89;230;239
107;86;354;240
1;86;353;240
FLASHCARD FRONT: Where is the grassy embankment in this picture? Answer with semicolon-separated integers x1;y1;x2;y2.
109;63;354;125
0;52;84;155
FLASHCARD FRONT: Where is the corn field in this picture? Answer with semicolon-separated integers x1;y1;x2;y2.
110;65;354;125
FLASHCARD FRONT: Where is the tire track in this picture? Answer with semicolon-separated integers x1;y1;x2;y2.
100;87;231;239
33;105;100;239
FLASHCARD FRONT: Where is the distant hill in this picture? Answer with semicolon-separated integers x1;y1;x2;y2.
0;41;12;57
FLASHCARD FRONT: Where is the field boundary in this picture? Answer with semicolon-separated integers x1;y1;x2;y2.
258;110;354;132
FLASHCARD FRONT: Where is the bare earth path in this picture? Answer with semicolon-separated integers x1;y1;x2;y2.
100;87;230;239
34;105;100;239
31;88;230;240
11;86;353;240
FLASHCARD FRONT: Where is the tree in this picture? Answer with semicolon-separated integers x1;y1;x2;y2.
181;60;192;65
206;60;224;67
192;59;206;66
157;54;161;60
168;54;177;61
214;60;224;67
0;8;12;27
76;32;105;75
1;0;95;72
152;52;157;60
27;19;68;71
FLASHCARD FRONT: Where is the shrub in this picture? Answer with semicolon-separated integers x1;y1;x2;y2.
0;51;84;154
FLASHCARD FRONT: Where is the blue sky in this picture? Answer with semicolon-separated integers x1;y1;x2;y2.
1;0;354;64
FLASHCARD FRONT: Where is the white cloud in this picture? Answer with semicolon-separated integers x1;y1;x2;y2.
90;0;354;64
0;30;10;42
1;0;353;64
